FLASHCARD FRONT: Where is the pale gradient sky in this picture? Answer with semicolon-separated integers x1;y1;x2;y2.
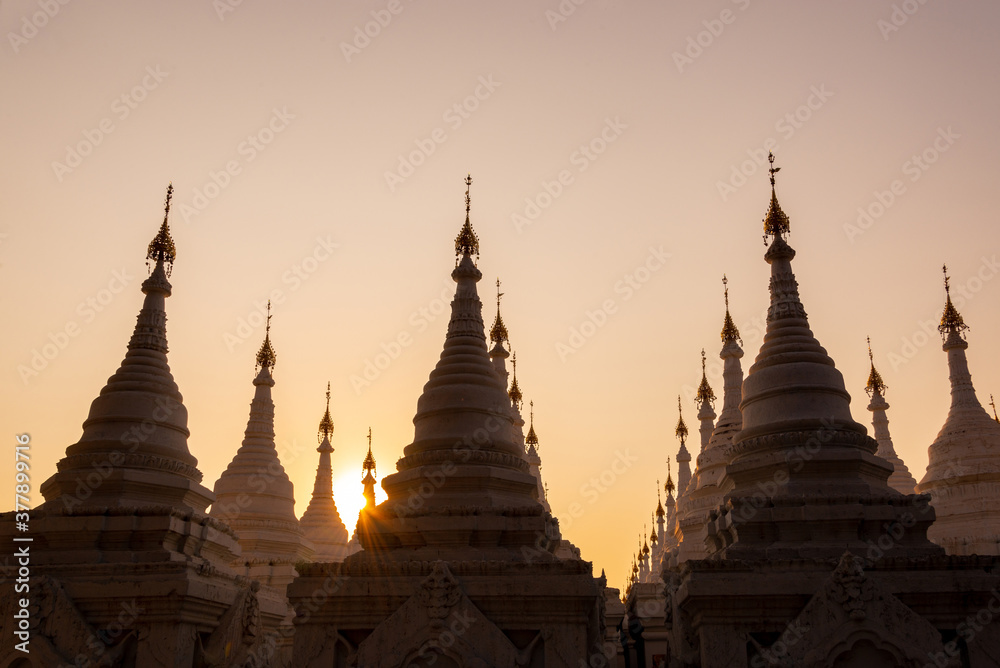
2;1;999;593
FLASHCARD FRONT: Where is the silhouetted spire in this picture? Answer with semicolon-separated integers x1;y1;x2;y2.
40;188;210;511
362;428;377;509
865;338;916;495
454;174;479;264
696;349;716;409
721;274;742;345
490;277;509;346
865;336;887;397
146;183;176;276
508;352;523;409
526;400;539;449
938;264;968;343
762;152;790;243
255;301;276;372
300;383;349;560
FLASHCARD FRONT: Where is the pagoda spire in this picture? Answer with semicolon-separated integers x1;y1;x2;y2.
210;312;312;586
675;396;692;497
991;395;999;423
523;400;549;512
379;175;539;526
488;277;511;383
707;155;942;562
146;182;176;276
663;458;678;552
526;400;539;451
762;152;790;244
707;274;744;452
40;184;211;511
720;274;742;346
362;428;377;509
865;338;917;495
508;352;524;409
454;174;479;265
917;264;1000;555
696;349;717;451
300;383;350;561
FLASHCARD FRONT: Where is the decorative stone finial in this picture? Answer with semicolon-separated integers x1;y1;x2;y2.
865;337;887;397
508;352;523;408
318;382;334;444
525;399;539;447
146;183;177;276
455;174;480;264
490;277;509;345
762;152;790;244
938;264;969;341
255;300;276;372
721;274;742;345
675;396;688;446
696;349;716;408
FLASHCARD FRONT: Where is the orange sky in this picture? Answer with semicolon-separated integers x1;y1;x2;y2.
3;0;999;593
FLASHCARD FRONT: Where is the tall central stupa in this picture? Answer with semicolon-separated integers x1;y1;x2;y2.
290;177;605;667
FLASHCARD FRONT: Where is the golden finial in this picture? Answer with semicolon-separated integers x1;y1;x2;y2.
762;152;790;244
490;277;509;345
455;174;480;263
255;300;277;371
721;274;742;345
317;381;334;444
655;481;665;517
939;264;969;340
865;336;887;397
526;399;539;447
665;458;676;496
508;352;524;408
696;348;716;408
146;183;177;276
675;395;688;445
990;395;999;423
362;427;376;478
649;516;658;545
642;529;650;557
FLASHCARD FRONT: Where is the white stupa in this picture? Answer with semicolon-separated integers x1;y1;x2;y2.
864;338;917;495
299;383;351;562
916;266;1000;555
